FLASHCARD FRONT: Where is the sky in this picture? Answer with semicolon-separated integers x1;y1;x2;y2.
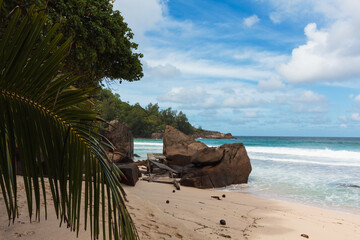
112;0;360;137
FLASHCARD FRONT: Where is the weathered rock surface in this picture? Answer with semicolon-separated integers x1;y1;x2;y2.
191;147;224;165
163;126;207;166
108;151;133;164
151;132;164;139
191;129;236;139
116;163;139;186
105;120;134;163
180;143;252;188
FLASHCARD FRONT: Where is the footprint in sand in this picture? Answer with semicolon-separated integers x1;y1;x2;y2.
14;231;35;238
175;233;183;239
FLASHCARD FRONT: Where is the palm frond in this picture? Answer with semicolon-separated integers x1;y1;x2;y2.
0;5;137;240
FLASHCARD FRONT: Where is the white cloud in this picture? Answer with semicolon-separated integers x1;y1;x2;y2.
338;116;348;122
289;90;328;113
158;87;206;103
354;94;360;102
113;0;166;39
340;124;348;128
258;77;285;90
144;47;273;81
277;0;360;84
243;15;260;27
245;112;258;118
223;96;261;108
145;63;181;79
295;90;326;103
269;12;281;24
351;113;360;121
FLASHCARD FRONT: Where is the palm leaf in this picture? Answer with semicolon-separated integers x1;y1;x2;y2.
0;5;138;240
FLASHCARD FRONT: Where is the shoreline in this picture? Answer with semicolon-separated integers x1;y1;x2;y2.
125;181;360;239
219;187;360;217
2;178;360;240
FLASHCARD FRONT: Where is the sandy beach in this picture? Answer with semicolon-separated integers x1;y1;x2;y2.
1;178;360;240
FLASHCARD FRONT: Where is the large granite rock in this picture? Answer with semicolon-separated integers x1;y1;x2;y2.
163;125;207;166
116;163;139;186
180;143;252;188
191;147;224;165
105;120;134;163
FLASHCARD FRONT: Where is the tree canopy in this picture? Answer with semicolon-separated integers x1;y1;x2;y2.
0;4;137;239
97;89;195;137
1;0;143;88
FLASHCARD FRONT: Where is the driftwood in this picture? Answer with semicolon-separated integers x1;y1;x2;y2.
142;177;180;190
149;160;178;173
173;180;180;190
211;196;221;200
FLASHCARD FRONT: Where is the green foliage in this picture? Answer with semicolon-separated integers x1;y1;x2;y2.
1;0;143;88
97;89;195;137
0;5;137;240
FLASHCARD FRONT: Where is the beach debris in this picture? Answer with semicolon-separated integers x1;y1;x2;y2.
198;201;205;204
173;180;181;190
211;196;221;200
220;219;226;225
222;194;226;198
166;200;170;204
219;233;231;238
301;234;309;238
173;190;176;193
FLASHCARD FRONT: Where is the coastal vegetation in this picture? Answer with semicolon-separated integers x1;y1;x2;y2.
0;2;138;240
1;0;143;89
97;88;194;137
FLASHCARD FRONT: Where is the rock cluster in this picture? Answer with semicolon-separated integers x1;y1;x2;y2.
191;130;236;139
106;120;134;163
163;126;207;166
104;120;139;186
163;126;251;188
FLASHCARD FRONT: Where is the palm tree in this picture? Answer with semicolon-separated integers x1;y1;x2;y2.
0;3;138;240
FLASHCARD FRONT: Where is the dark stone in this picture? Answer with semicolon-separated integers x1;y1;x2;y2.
180;143;252;188
222;194;226;198
105;120;134;163
220;219;226;225
166;200;170;204
116;162;139;186
173;190;176;193
301;234;309;238
163;126;207;166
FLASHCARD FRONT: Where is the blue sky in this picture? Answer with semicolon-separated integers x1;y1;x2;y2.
112;0;360;137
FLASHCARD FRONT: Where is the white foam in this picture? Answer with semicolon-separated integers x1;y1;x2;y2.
252;156;360;167
247;146;360;161
134;142;163;146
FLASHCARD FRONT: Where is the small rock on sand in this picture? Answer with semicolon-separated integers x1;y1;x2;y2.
220;219;226;225
301;233;309;238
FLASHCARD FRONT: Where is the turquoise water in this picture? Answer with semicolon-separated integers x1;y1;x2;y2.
134;137;360;214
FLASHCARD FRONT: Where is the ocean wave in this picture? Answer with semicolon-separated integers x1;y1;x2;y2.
134;142;163;146
252;156;360;167
246;146;360;161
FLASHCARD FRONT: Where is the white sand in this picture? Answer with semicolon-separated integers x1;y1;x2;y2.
1;178;360;239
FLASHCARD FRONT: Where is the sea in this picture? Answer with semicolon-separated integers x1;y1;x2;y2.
134;137;360;215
